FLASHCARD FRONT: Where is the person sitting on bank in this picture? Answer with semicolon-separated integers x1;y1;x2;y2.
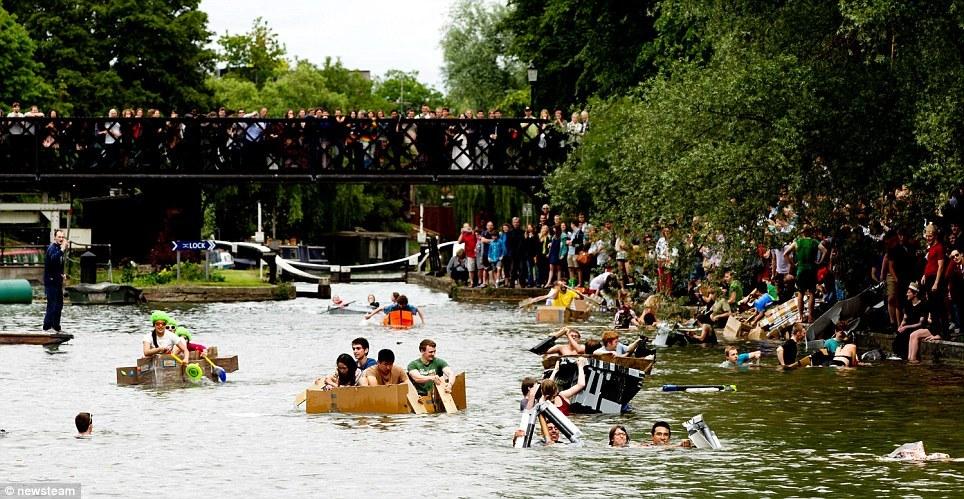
361;349;409;386
613;302;641;330
640;294;660;326
174;326;206;356
907;312;941;364
721;346;761;367
408;339;454;395
365;294;426;326
352;337;377;372
75;412;93;438
446;248;470;286
523;357;588;416
644;421;692;448
142;311;189;363
743;281;778;326
696;286;730;329
318;353;361;390
777;323;808;367
894;283;927;360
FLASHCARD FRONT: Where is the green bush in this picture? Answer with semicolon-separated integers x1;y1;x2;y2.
134;262;226;286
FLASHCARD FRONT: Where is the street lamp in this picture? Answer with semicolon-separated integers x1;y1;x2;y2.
527;62;538;110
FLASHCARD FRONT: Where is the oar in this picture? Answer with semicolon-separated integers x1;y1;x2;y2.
295;390;308;407
406;379;428;414
202;355;227;383
518;295;546;309
320;300;357;315
169;354;204;384
659;384;737;393
528;327;571;355
433;379;458;414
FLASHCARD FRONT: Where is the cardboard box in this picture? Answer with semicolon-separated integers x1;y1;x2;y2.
746;327;767;341
568;300;591;321
723;316;750;340
536;306;568;324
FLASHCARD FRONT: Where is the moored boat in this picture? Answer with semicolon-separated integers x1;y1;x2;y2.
66;282;144;305
304;372;467;414
0;332;74;347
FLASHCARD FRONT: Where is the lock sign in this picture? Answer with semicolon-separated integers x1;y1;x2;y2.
171;240;216;251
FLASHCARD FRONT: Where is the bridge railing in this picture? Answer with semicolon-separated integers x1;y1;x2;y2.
0;117;571;183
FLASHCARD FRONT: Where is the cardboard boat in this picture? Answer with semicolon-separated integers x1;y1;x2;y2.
0;332;73;347
535;299;593;324
305;372;467;414
547;355;652;414
116;347;239;386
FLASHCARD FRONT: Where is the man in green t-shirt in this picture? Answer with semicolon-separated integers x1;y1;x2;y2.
408;338;455;396
723;270;744;310
783;225;826;323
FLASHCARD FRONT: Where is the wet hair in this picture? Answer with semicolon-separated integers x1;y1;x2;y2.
352;337;369;350
75;412;92;433
418;339;436;352
540;379;559;400
585;339;603;355
521;376;538;396
724;345;739;357
601;330;620;344
377;348;395;363
397;295;409;307
651;421;671;437
336;353;358;386
609;425;630;446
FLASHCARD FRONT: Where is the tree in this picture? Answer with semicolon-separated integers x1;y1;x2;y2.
261;60;349;113
499;0;661;111
217;16;287;89
441;0;524;111
4;0;214;115
373;70;445;113
0;7;52;106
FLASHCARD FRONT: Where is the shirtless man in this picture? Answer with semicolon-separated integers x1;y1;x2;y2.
645;421;691;448
360;349;409;386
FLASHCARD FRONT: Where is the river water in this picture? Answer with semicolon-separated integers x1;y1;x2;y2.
2;282;964;498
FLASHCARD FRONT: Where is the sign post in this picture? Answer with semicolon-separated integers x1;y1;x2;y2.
171;240;216;283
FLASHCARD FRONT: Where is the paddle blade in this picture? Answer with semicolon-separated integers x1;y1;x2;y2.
295;390;307;407
528;336;557;355
216;367;227;383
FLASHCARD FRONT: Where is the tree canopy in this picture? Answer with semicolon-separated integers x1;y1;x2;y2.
0;6;52;106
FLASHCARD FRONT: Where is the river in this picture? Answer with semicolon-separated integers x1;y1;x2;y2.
2;282;964;497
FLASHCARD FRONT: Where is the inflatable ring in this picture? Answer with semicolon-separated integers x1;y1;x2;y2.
185;362;204;383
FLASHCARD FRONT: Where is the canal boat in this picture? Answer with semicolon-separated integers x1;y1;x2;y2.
116;347;239;386
66;282;144;305
0;331;74;347
303;372;467;414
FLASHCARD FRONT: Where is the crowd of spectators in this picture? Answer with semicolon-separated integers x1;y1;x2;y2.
448;186;964;360
0;101;590;173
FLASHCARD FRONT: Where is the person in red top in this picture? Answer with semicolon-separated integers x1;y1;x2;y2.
920;224;947;334
175;326;206;354
457;223;478;287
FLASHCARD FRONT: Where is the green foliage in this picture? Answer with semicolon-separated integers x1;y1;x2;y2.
4;0;214;115
133;262;225;286
261;60;350;113
373;69;445;113
499;0;661;110
441;0;525;111
0;7;53;106
217;16;287;89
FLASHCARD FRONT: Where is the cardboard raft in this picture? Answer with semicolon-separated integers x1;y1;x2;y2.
305;372;467;414
723;297;811;341
535;300;593;324
116;347;239;386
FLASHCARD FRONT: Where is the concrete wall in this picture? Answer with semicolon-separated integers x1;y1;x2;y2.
0;267;43;284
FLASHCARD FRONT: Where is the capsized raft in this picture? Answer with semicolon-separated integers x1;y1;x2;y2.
546;354;653;414
306;372;466;414
116;347;238;386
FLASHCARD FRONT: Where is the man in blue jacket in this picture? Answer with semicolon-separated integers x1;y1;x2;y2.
43;229;67;332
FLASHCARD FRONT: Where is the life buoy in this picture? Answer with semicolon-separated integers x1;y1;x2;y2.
383;309;414;329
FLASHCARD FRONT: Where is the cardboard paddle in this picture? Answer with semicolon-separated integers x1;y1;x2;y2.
407;379;428;414
434;380;458;414
528;327;572;355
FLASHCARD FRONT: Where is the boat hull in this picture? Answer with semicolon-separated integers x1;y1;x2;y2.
0;332;73;346
306;372;467;414
116;349;239;386
66;283;144;305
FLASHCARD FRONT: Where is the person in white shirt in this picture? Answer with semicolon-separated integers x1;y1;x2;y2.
142;312;189;362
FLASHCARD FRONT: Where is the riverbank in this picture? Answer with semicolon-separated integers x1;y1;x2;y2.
856;331;964;364
406;272;543;303
140;283;295;303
